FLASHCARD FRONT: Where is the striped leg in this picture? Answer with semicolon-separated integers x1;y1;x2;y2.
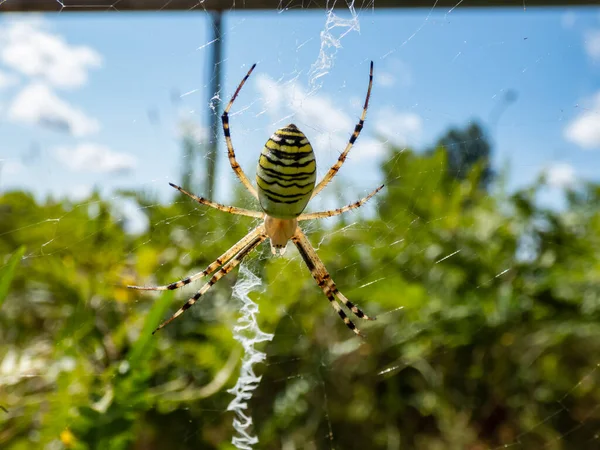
153;230;267;334
128;225;265;292
221;64;259;199
311;61;374;199
169;183;264;219
298;184;384;221
291;228;374;337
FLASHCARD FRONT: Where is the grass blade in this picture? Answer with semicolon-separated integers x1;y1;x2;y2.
0;246;26;310
127;290;174;369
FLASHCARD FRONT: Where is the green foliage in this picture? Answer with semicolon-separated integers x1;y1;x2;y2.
1;144;599;449
432;121;494;190
0;246;25;309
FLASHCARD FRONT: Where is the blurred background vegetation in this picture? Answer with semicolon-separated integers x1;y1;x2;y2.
1;119;600;450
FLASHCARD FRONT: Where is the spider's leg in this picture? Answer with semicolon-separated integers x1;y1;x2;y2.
169;183;264;218
153;229;267;334
221;64;259;199
298;184;384;221
293;228;375;321
311;61;374;199
128;225;265;291
292;228;374;338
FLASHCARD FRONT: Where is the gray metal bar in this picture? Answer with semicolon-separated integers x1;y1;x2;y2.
205;10;222;197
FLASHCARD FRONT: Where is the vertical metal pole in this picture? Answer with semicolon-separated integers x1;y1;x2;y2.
205;10;223;197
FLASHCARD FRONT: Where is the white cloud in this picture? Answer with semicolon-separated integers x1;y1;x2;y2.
297;94;353;132
255;74;284;113
70;185;94;202
255;74;353;133
0;19;102;89
584;30;600;63
0;70;18;90
255;74;356;163
8;83;100;136
54;143;137;174
352;136;388;161
178;118;208;143
376;71;396;88
545;163;576;188
374;106;422;148
117;198;150;235
564;91;600;150
561;11;576;30
0;159;25;176
386;58;413;88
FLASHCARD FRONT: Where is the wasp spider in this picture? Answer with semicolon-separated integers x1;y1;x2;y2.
129;62;383;336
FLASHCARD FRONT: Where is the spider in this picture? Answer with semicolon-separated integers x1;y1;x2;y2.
129;61;383;336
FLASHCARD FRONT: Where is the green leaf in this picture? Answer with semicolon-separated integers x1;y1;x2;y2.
0;246;26;309
127;290;174;369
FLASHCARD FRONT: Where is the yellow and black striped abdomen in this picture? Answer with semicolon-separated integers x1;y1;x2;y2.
256;124;316;219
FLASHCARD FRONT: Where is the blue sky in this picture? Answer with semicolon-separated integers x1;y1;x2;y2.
1;6;599;216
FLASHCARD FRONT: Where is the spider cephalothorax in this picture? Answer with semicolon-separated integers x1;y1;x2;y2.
129;62;382;336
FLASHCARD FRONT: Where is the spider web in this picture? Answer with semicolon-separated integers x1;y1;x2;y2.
1;2;600;449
